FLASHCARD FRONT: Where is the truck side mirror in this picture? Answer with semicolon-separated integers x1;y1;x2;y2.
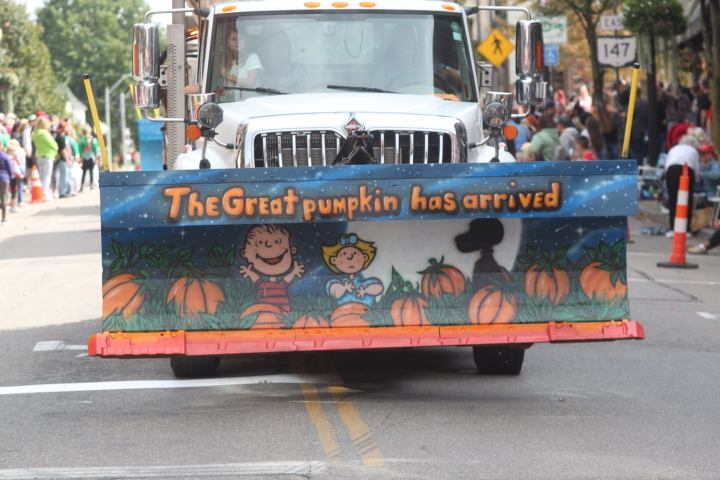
515;20;547;106
132;23;160;110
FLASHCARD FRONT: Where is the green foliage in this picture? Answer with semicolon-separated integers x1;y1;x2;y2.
37;0;147;147
0;0;65;116
623;0;687;37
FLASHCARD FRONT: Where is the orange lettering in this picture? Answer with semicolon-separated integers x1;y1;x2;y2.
411;186;427;211
271;197;284;216
544;182;561;209
188;192;204;217
519;193;533;210
493;193;508;211
533;192;544;209
164;186;192;221
223;187;244;216
206;196;220;217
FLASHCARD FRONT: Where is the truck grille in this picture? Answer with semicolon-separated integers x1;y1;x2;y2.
252;130;455;167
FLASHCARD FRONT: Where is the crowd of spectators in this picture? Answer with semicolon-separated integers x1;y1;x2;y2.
506;79;718;254
0;112;101;225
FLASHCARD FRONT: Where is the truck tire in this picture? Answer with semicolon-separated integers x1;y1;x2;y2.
170;356;220;378
472;346;524;375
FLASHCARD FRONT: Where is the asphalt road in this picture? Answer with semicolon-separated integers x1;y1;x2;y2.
1;192;719;479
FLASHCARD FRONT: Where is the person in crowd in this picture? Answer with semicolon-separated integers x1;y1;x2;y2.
31;117;57;200
600;102;620;159
65;124;81;194
583;106;606;159
697;144;719;198
623;88;648;163
576;84;592;114
664;135;703;237
78;126;100;191
688;220;720;255
54;121;73;198
574;136;597;161
554;89;567;113
7;140;26;211
528;112;560;161
0;142;13;224
555;116;579;160
665;116;693;153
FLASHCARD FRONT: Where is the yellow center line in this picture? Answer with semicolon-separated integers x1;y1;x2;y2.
328;385;385;467
297;383;343;462
291;356;343;463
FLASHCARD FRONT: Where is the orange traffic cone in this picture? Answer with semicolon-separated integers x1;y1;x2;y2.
658;163;698;269
30;165;45;203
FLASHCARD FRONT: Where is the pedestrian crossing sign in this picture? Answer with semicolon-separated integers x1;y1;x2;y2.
478;29;513;67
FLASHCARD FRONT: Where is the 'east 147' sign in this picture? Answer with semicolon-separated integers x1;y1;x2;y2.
597;36;637;68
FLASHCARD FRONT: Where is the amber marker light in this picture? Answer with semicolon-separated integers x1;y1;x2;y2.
332;1;349;7
359;1;376;7
187;124;202;142
221;5;237;12
441;3;456;11
304;1;321;7
503;124;518;141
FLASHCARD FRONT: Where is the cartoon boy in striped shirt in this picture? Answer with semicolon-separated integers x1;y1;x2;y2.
239;225;304;312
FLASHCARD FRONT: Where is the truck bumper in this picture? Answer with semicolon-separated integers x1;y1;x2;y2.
88;320;644;358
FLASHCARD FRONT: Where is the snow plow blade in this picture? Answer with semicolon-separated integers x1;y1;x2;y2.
92;161;641;357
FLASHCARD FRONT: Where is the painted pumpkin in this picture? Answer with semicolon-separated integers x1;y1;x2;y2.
102;273;144;321
330;302;369;327
240;303;287;329
419;258;466;300
468;286;517;325
525;265;570;305
294;314;330;329
390;295;430;326
579;261;628;301
167;277;226;318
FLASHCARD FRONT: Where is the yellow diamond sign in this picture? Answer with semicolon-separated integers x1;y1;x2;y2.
478;29;513;67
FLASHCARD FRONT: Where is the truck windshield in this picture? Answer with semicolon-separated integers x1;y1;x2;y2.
207;12;476;102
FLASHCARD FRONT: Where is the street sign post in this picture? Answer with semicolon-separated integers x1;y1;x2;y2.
544;44;560;67
597;36;638;68
537;16;567;44
477;29;513;68
600;14;624;31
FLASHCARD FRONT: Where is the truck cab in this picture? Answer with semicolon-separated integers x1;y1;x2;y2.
134;1;547;170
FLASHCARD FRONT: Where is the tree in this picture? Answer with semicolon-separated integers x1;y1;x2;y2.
37;0;148;151
624;0;687;165
541;0;616;109
0;0;64;116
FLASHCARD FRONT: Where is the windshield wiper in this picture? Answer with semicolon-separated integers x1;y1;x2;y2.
327;84;396;94
221;86;286;95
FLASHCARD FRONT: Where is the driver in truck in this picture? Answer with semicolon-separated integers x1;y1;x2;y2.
216;26;263;101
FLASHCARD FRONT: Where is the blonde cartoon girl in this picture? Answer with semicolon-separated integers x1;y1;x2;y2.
322;234;384;307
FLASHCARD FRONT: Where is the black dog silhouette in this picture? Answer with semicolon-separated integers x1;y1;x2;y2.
455;219;509;289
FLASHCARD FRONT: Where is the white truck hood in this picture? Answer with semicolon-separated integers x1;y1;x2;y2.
219;92;479;120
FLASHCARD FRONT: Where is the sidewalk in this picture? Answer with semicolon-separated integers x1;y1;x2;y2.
636;198;716;242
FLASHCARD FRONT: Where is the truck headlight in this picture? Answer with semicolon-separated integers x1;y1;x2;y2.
482;92;512;129
198;102;223;129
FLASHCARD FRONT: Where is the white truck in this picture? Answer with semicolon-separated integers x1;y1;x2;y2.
90;0;642;378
